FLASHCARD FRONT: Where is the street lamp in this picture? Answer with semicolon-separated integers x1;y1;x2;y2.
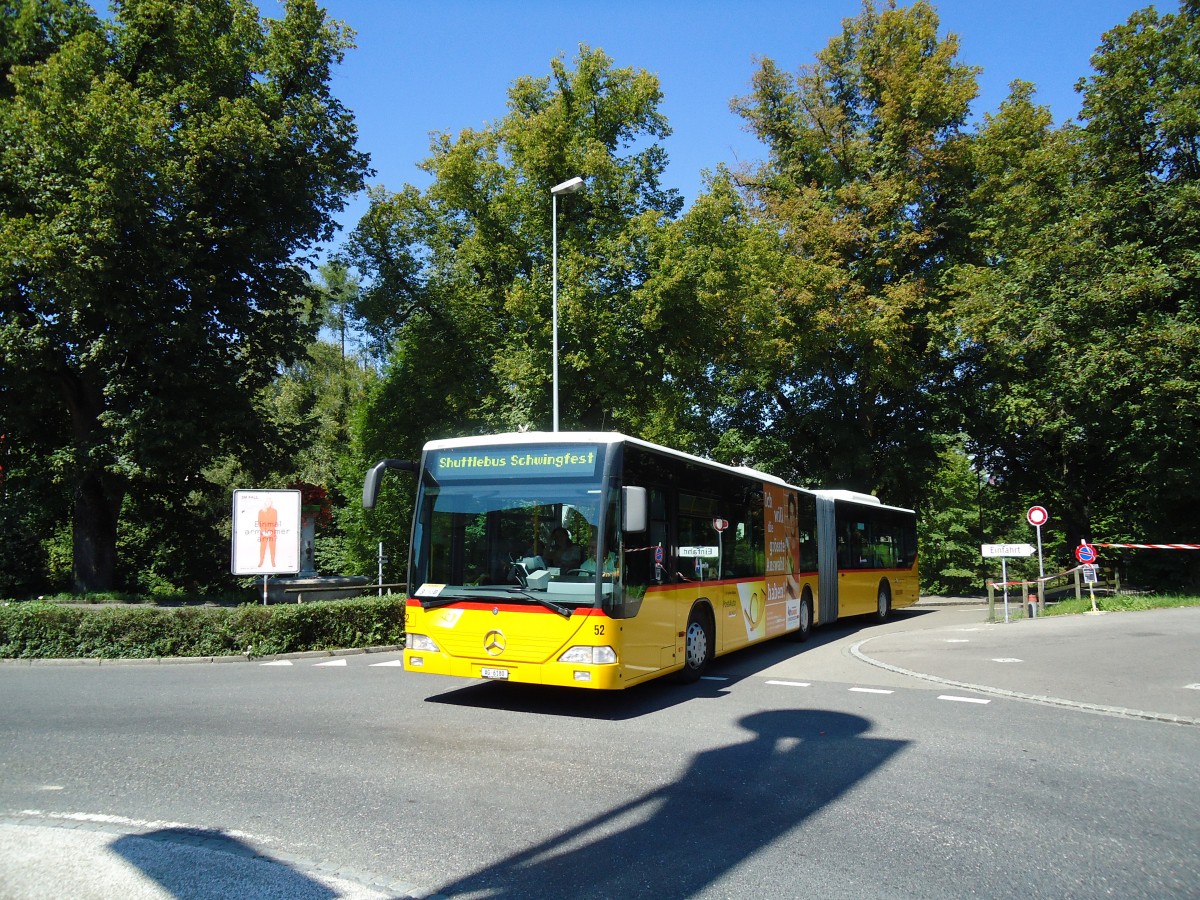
551;176;584;432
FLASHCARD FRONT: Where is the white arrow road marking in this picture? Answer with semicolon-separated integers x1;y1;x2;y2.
313;659;347;667
369;659;405;667
259;660;293;666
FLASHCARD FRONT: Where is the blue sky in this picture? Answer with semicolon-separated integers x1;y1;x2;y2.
313;0;1149;240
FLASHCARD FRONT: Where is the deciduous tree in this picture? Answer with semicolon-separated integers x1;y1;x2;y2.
0;0;369;591
729;0;978;503
346;45;684;446
945;2;1200;585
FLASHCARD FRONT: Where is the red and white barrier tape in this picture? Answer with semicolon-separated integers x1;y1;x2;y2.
1095;543;1200;550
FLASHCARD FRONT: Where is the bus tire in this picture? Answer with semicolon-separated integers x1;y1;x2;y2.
875;581;892;623
790;588;813;642
675;604;714;682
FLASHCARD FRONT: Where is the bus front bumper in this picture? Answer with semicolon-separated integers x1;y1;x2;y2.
403;650;625;689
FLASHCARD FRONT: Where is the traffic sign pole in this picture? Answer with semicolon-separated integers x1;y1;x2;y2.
1073;542;1101;614
1027;506;1049;587
1001;558;1009;622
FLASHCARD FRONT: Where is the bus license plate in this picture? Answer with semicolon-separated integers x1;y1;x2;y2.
480;667;509;680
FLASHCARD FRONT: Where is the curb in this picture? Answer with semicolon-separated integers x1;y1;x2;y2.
0;645;404;668
849;636;1200;727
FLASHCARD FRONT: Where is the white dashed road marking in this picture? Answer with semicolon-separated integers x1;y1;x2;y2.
849;687;894;695
939;695;991;704
765;680;811;687
992;658;1023;663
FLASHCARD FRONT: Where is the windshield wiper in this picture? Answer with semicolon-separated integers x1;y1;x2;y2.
416;586;506;610
417;586;574;618
419;596;463;611
507;588;573;618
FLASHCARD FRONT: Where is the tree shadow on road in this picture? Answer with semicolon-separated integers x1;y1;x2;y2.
434;708;906;899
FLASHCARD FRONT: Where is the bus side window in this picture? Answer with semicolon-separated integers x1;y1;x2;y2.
625;487;668;588
732;492;764;578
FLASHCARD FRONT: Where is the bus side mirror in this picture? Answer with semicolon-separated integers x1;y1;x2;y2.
362;459;417;509
622;486;648;533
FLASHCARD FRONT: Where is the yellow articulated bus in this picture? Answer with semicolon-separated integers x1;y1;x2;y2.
362;432;917;690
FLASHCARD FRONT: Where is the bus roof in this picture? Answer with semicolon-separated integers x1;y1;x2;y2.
422;431;804;489
810;488;915;516
421;432;913;513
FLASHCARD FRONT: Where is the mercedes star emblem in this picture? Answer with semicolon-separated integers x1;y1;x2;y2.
483;630;506;656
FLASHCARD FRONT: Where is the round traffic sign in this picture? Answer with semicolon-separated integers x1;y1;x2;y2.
1027;506;1049;527
1075;542;1098;564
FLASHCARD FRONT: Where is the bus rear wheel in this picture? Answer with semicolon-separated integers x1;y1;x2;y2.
876;581;892;622
676;606;713;682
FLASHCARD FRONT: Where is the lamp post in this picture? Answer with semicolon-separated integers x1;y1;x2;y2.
551;176;584;432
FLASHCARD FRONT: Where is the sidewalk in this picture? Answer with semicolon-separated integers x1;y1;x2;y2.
856;606;1200;725
914;595;988;607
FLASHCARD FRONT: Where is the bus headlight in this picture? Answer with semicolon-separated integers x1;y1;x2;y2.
558;646;617;665
407;633;440;652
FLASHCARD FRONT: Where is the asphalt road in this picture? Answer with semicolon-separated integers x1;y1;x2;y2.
1;605;1198;898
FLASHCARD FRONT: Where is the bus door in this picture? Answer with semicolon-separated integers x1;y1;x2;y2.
675;491;745;652
616;486;677;679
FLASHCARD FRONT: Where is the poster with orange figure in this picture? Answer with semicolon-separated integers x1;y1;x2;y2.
763;483;802;636
231;489;302;575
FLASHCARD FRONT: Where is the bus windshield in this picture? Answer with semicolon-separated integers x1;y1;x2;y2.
411;445;616;605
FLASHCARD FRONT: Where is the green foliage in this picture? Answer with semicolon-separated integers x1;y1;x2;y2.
0;596;405;659
728;0;979;503
917;439;985;595
0;0;370;592
345;45;683;444
5;1;1200;598
943;2;1200;586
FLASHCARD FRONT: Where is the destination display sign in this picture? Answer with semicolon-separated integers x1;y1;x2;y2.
429;445;601;480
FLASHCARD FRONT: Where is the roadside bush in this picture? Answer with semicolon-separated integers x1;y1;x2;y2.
1044;594;1200;616
0;597;405;660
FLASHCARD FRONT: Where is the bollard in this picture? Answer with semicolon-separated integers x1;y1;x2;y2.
1027;593;1037;618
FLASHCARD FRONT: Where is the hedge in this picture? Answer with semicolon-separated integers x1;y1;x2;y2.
0;597;406;660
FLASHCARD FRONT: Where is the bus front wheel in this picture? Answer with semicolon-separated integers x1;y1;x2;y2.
676;606;713;682
876;581;892;623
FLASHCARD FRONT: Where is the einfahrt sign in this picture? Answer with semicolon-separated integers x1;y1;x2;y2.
981;543;1036;558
